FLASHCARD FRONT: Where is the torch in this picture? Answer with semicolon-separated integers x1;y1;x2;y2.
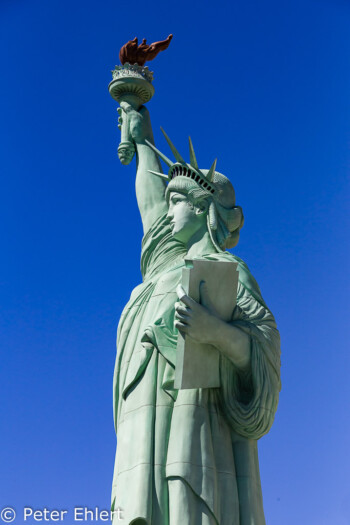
108;35;172;165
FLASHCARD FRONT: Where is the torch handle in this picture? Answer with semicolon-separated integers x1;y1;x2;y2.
118;107;133;144
116;96;145;165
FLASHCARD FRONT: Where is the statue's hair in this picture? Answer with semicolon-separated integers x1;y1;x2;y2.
165;173;244;252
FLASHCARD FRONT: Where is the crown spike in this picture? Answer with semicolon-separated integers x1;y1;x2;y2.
205;159;217;182
188;136;199;170
160;127;186;164
145;139;173;167
147;169;169;181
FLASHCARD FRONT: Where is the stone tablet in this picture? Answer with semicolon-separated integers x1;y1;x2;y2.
174;258;239;389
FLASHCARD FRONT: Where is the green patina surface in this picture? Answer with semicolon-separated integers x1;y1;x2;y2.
109;72;281;524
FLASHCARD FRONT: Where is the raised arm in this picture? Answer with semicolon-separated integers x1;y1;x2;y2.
120;102;168;233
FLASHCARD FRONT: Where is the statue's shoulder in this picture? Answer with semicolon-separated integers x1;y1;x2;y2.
231;254;268;309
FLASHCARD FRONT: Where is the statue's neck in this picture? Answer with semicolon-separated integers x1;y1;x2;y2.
186;227;216;258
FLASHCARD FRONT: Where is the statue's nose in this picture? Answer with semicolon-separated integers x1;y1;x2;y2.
166;208;173;221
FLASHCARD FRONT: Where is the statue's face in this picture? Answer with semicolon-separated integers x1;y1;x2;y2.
167;192;206;244
118;144;135;165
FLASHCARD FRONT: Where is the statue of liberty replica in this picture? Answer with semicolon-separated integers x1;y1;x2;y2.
108;35;281;525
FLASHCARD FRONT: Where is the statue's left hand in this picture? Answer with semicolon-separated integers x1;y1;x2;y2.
175;283;224;345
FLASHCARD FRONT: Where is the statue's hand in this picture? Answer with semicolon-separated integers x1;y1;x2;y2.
119;102;153;145
175;283;224;345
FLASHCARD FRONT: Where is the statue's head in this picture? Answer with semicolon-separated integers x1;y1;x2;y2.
118;141;135;165
165;182;208;245
147;130;244;251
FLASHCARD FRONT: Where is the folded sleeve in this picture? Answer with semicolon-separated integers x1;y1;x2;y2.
219;280;281;439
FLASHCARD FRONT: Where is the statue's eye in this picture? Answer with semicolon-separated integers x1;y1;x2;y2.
172;197;182;205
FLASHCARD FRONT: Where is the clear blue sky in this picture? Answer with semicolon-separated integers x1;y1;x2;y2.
1;0;349;524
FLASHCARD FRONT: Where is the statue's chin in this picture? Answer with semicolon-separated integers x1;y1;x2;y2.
170;229;187;246
170;228;178;240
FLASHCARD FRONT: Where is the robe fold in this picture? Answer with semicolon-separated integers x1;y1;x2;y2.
111;213;281;525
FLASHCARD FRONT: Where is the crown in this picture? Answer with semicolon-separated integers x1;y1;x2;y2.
146;128;217;195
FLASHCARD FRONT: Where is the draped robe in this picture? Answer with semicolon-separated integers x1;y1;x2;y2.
111;214;281;525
